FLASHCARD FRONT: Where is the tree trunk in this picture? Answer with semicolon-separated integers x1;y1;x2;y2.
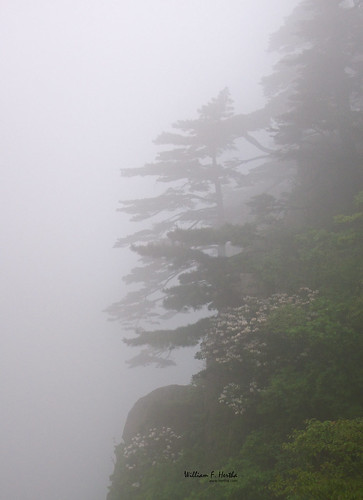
212;154;226;257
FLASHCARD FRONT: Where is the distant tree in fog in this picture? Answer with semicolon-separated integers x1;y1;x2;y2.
262;0;363;222
106;90;272;361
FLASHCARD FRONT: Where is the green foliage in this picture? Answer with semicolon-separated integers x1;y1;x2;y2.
260;295;363;424
295;192;363;296
271;418;363;499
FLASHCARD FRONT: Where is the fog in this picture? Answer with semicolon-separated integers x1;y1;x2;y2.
0;2;297;499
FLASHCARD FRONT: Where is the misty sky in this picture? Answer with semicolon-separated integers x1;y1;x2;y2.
0;1;297;499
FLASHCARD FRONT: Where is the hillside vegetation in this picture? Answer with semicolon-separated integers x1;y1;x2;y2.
107;2;363;498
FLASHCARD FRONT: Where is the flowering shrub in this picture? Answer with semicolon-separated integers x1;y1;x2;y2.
218;379;264;415
218;383;247;415
122;426;183;481
197;288;318;365
196;288;318;415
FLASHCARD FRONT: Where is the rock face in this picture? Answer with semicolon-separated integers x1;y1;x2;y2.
107;385;205;500
122;385;198;444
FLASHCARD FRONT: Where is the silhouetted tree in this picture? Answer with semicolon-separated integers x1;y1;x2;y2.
107;90;271;361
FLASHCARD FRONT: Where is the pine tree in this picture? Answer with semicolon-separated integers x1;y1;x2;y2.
263;0;363;223
107;90;271;360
